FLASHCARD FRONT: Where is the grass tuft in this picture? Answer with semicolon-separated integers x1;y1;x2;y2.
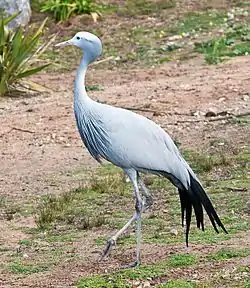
167;254;197;267
207;248;250;261
161;280;196;288
182;149;231;173
35;190;106;230
169;11;226;35
10;262;49;274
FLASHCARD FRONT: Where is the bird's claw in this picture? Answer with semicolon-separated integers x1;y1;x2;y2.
122;260;140;269
145;194;153;208
99;238;116;261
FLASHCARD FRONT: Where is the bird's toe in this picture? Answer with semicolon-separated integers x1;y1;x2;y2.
100;238;116;260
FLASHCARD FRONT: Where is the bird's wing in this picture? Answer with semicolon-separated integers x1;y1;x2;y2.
94;103;193;189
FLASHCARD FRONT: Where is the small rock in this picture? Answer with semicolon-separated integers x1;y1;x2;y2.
218;97;226;102
21;101;29;105
170;228;178;236
168;35;182;41
191;111;201;117
217;111;229;116
205;109;217;117
23;253;29;259
133;280;141;287
153;111;162;117
242;94;249;101
0;104;6;110
143;281;151;287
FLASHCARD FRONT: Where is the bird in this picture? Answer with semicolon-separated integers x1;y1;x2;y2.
55;32;228;267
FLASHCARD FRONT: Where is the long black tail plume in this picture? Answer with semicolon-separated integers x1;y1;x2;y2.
178;172;228;246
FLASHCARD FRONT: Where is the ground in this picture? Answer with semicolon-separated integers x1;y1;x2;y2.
0;0;250;287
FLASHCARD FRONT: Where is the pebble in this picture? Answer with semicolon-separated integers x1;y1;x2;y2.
242;94;249;101
205;109;217;117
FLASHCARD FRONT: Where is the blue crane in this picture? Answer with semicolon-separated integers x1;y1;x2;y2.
55;32;227;267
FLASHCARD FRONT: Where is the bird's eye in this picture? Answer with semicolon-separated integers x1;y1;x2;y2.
76;36;80;40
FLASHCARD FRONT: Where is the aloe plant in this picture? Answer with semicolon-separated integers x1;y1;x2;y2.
0;12;50;97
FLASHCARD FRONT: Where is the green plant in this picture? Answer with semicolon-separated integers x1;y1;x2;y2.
0;12;50;97
194;38;227;65
35;189;106;229
41;0;100;22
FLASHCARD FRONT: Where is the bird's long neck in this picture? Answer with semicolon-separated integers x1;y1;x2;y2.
74;54;90;102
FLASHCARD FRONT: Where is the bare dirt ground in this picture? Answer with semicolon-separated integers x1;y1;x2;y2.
0;1;250;287
1;54;249;288
1;56;249;201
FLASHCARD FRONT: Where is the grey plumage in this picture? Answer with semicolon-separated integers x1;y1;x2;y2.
55;32;227;267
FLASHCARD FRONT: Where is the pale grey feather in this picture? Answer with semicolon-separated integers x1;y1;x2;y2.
55;31;227;267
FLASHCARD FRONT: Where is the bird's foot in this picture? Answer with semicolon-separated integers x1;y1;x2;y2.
99;238;116;261
145;194;153;208
122;260;140;269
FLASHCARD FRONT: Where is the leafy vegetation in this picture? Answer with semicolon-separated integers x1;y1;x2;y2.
121;0;176;16
182;149;231;173
207;248;250;261
0;13;50;97
41;0;101;22
194;38;250;64
10;262;49;274
77;254;196;287
35;190;106;229
168;11;227;35
2;2;250;287
161;280;196;288
194;22;250;64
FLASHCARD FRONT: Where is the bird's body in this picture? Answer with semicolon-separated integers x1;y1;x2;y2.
56;32;227;267
75;94;191;187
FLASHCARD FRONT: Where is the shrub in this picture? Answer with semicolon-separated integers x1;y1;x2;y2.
0;12;50;97
41;0;101;22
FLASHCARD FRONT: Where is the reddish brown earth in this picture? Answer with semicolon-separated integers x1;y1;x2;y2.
0;0;250;286
1;56;249;201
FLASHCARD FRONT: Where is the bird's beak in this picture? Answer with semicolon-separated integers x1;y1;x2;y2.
54;40;71;47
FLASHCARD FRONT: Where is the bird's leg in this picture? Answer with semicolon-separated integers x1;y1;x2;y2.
100;199;147;262
100;211;137;260
126;169;143;267
100;169;144;267
139;179;153;208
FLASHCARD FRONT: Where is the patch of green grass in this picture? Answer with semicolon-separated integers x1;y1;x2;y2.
77;274;129;288
169;11;226;35
0;196;6;207
226;23;250;41
77;253;196;287
194;22;250;64
0;247;11;252
44;232;80;243
159;280;196;288
237;266;250;273
235;2;250;7
35;169;131;230
85;85;104;92
182;149;231;173
245;279;250;288
10;262;49;274
18;239;34;246
119;0;175;16
36;190;106;229
207;248;250;261
167;254;197;267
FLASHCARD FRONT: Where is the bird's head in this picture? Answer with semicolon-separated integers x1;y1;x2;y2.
55;32;102;63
